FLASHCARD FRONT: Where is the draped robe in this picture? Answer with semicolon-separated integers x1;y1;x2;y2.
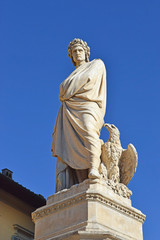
51;59;106;171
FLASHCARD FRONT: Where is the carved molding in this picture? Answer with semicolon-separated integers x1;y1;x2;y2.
85;193;145;223
78;230;126;240
32;192;146;224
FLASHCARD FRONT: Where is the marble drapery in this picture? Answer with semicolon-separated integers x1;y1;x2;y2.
51;59;106;190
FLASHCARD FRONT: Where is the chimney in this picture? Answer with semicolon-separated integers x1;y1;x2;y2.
2;168;13;179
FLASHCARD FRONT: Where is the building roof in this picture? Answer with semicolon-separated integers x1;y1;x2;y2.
0;171;46;208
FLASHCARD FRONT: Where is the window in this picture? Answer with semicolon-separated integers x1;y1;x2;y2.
11;224;34;240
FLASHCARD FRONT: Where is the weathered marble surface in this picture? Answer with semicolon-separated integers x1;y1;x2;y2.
51;39;138;194
101;124;138;186
32;179;145;240
51;39;107;191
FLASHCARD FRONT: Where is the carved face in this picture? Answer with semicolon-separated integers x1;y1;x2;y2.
71;45;86;65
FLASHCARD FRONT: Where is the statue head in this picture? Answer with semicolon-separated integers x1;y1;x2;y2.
68;38;90;66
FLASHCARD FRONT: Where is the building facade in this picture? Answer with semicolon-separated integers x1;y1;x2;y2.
0;169;46;240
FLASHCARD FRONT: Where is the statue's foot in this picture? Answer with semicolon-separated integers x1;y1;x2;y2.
88;168;100;179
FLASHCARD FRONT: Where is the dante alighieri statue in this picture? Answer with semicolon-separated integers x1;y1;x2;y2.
51;38;107;192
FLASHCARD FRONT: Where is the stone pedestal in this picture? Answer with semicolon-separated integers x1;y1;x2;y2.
32;179;145;240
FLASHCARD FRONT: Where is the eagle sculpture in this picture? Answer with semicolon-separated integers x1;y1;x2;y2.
101;123;138;186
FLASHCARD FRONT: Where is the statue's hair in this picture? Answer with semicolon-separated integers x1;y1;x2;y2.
68;38;90;66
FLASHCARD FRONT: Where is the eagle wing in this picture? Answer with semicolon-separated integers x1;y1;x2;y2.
119;144;138;186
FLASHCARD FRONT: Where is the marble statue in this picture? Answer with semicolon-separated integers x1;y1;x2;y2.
51;38;106;192
34;40;144;240
101;123;138;186
51;38;138;193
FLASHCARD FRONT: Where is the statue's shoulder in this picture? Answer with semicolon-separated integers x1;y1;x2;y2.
92;59;106;70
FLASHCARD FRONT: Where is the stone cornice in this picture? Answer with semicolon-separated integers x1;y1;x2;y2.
85;193;146;223
32;191;146;224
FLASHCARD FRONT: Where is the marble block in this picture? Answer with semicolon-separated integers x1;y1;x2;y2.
32;179;145;240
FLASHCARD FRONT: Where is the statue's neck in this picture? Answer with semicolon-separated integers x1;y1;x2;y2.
76;60;87;68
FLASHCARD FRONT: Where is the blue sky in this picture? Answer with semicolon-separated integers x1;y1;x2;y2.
0;0;160;239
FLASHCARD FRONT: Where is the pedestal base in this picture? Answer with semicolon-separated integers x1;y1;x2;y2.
32;179;145;240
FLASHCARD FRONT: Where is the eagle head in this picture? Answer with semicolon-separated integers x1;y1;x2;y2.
104;123;120;138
